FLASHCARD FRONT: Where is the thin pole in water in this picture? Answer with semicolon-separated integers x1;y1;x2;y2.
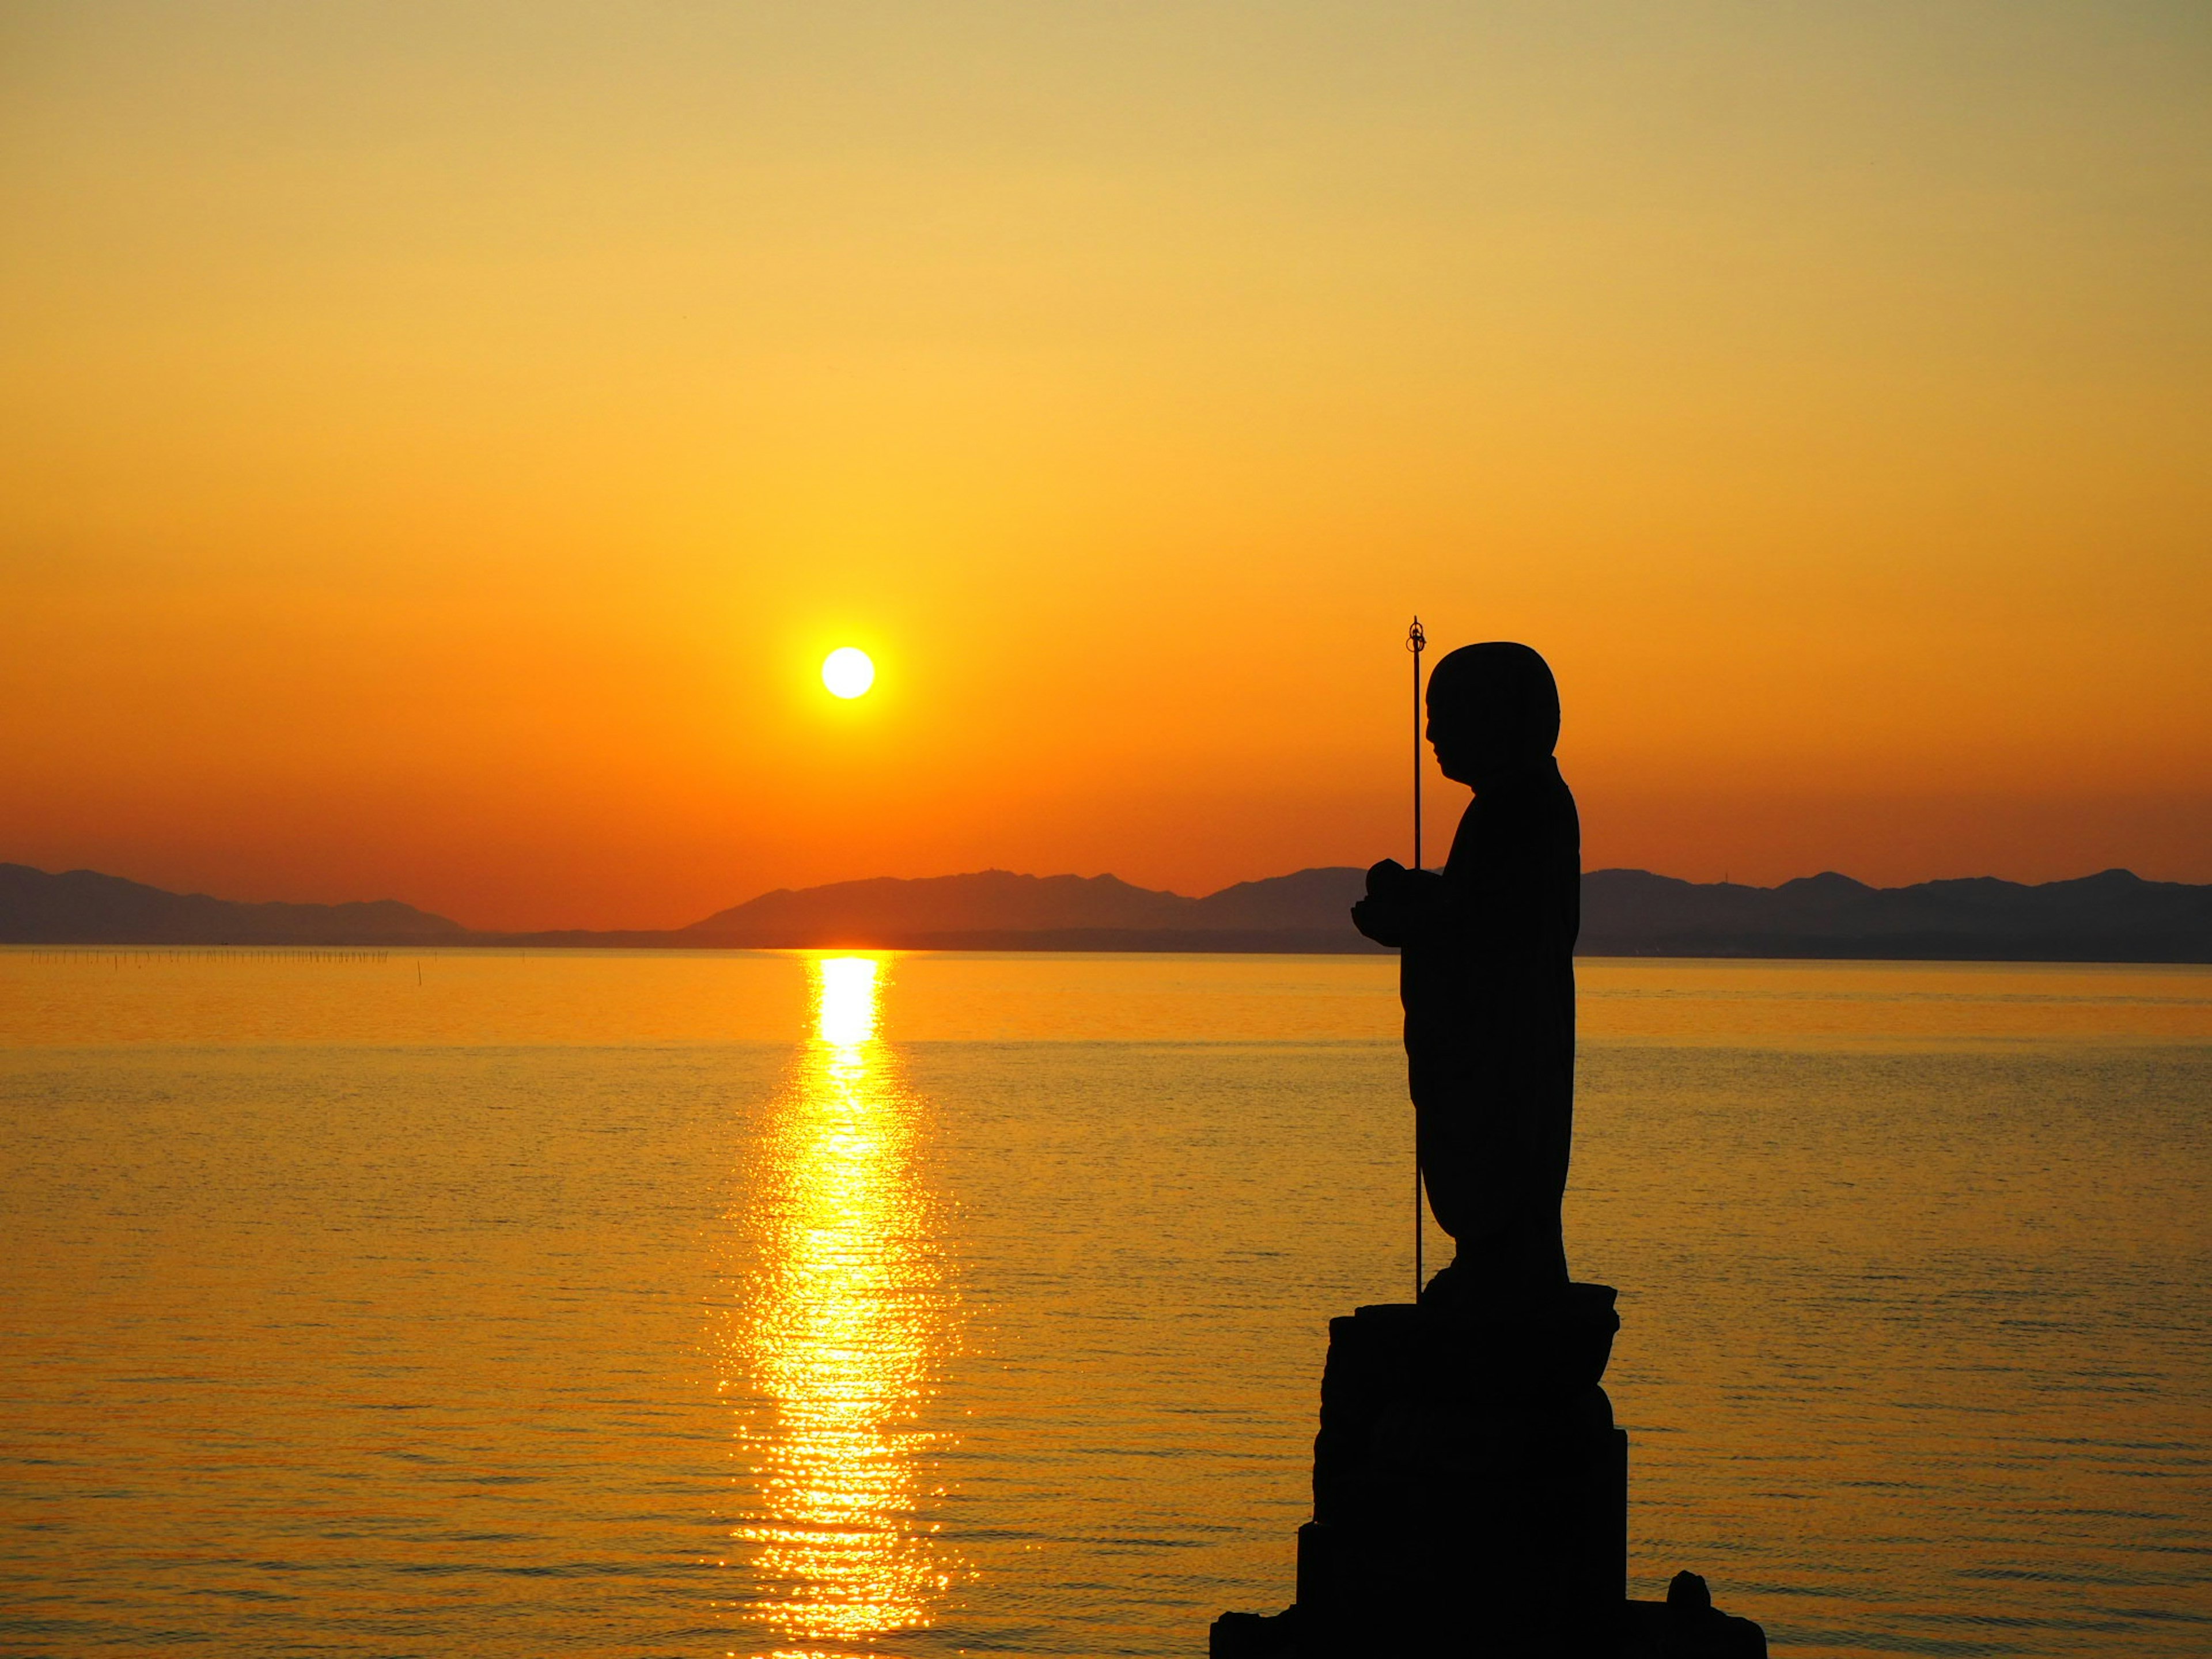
1407;615;1426;1302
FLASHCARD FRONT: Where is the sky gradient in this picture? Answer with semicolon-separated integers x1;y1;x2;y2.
4;2;2207;929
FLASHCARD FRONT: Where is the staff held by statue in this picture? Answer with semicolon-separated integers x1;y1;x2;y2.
1407;615;1426;1299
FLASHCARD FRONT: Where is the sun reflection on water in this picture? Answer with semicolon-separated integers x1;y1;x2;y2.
725;955;959;1657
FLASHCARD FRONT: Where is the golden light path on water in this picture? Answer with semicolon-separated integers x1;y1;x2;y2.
725;956;958;1658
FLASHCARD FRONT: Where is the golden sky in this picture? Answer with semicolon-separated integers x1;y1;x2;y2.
3;2;2208;929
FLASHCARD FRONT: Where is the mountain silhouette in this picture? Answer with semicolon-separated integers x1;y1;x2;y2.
691;870;1200;935
5;861;2207;960
1577;866;2212;961
687;867;1370;945
679;865;2211;960
0;863;464;944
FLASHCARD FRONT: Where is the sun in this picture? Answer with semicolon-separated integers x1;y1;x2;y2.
821;646;876;699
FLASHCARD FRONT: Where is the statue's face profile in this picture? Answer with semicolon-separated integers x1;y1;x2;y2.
1424;642;1562;786
1425;698;1489;785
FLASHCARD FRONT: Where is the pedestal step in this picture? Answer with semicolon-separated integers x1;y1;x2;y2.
1209;1596;1767;1658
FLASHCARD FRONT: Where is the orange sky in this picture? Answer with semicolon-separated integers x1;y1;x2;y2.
3;3;2208;930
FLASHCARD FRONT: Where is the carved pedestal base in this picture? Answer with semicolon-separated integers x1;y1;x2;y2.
1211;1286;1766;1658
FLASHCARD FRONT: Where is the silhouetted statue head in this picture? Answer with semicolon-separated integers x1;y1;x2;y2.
1426;642;1560;785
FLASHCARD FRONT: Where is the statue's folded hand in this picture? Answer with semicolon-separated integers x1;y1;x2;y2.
1350;893;1406;946
1353;859;1447;946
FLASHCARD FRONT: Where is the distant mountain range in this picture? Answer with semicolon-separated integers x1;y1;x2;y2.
4;860;2209;962
683;867;1370;952
1576;866;2212;963
0;863;464;944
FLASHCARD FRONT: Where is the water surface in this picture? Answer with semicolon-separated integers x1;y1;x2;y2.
2;949;2207;1656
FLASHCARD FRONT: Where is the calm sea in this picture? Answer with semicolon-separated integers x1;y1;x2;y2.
2;949;2207;1657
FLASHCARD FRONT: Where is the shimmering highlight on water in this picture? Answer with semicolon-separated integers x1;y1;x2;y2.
721;957;958;1654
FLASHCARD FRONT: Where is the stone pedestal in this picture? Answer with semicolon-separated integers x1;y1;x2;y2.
1302;1286;1624;1654
1211;1285;1765;1657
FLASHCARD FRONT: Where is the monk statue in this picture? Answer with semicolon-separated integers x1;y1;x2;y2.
1351;641;1580;1309
1214;643;1760;1658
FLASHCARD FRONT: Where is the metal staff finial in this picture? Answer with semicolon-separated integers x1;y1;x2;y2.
1407;617;1426;872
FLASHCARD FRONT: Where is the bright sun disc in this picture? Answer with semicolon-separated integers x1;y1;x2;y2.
821;647;876;699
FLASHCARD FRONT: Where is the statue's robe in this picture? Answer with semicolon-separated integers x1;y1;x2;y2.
1400;757;1580;1287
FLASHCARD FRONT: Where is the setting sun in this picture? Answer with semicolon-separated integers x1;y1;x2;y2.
821;648;876;700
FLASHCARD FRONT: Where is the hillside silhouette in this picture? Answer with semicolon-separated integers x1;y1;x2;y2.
5;861;2208;961
1578;867;2212;963
680;865;2211;960
0;863;463;944
686;867;1368;949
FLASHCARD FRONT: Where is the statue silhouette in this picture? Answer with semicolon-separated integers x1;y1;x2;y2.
1353;641;1579;1308
1214;642;1768;1657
